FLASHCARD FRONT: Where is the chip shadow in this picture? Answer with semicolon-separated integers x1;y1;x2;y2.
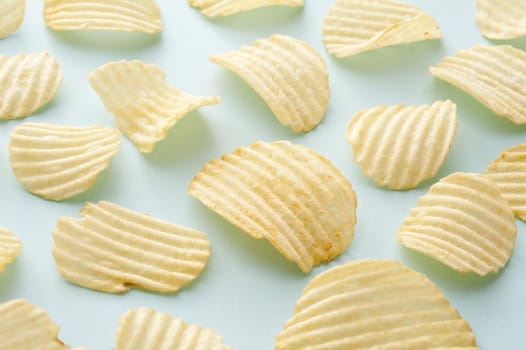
48;30;161;52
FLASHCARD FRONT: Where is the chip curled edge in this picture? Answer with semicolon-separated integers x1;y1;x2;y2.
210;34;330;132
0;51;62;120
0;227;21;273
52;201;211;294
322;0;442;58
188;0;303;18
430;45;526;125
90;60;220;153
0;0;25;39
346;100;458;190
116;308;232;350
9;122;121;201
189;140;357;273
44;0;162;33
397;172;517;276
275;260;478;350
476;0;526;40
0;299;86;349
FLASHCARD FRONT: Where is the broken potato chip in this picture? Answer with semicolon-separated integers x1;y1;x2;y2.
398;172;517;276
52;201;211;293
0;227;21;272
116;308;231;350
44;0;162;33
0;0;25;39
430;45;526;124
276;260;478;349
346;100;458;190
322;0;442;58
210;34;329;132
90;60;219;153
189;140;357;273
188;0;303;18
476;0;526;40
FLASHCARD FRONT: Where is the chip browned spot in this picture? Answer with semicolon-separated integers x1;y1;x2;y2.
0;0;25;39
0;227;21;272
476;0;526;40
188;0;303;18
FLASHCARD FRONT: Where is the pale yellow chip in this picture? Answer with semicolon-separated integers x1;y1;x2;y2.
52;201;211;294
0;51;62;120
90;60;219;153
0;299;86;349
430;45;526;124
0;0;25;39
397;172;517;276
116;308;231;350
0;227;21;272
210;34;330;132
322;0;442;58
188;0;303;18
346;100;458;190
276;260;478;350
189;140;356;273
44;0;162;33
476;0;526;40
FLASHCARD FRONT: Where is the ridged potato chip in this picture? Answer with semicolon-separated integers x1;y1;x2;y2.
430;45;526;124
0;0;25;39
322;0;442;58
0;227;21;272
346;100;458;190
90;60;219;153
9;122;120;201
189;140;357;273
188;0;303;18
52;201;211;293
44;0;162;33
0;299;86;349
476;0;526;40
116;308;231;350
210;34;329;132
0;51;62;120
276;260;478;350
398;172;517;276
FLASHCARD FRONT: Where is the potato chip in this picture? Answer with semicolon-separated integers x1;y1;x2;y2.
0;227;21;272
0;299;86;349
44;0;162;33
430;45;526;124
346;100;458;190
397;172;517;276
322;0;442;58
476;0;526;40
52;201;210;293
188;0;303;18
0;51;62;120
275;260;478;350
116;308;231;350
210;34;329;132
189;140;357;273
0;0;25;39
90;60;219;153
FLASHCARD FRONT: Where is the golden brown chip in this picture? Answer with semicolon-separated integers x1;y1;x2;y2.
210;34;329;132
0;0;25;39
188;140;357;273
0;227;21;272
397;172;517;276
188;0;303;18
276;260;478;350
476;0;526;40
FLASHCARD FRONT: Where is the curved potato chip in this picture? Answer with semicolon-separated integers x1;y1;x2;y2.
430;45;526;124
476;0;526;40
397;172;517;276
116;308;231;350
0;227;21;272
486;144;526;221
0;0;25;39
188;0;303;18
189;140;357;273
44;0;162;33
0;51;62;120
210;34;329;132
322;0;442;58
90;60;219;153
346;100;458;190
52;201;210;293
9;122;120;201
0;299;86;349
275;260;478;350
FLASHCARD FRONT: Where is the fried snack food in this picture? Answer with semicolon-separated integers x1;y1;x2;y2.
476;0;526;40
0;227;21;272
0;0;25;39
188;0;303;18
